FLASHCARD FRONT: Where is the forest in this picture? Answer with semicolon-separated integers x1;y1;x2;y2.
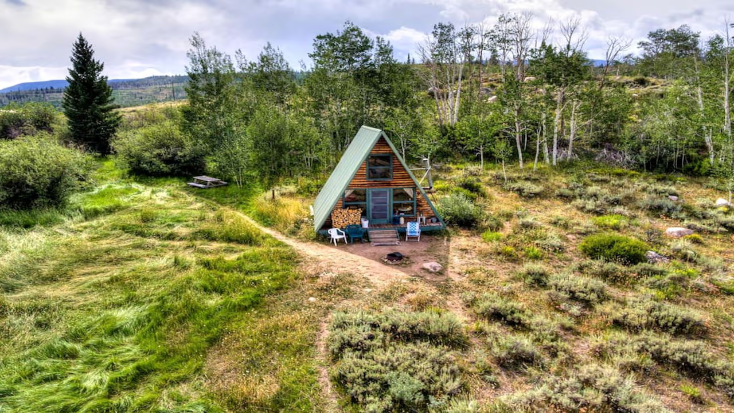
1;14;734;413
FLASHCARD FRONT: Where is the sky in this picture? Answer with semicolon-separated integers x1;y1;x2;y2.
1;0;733;90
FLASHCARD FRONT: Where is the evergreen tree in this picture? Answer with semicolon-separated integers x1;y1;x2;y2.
62;33;120;154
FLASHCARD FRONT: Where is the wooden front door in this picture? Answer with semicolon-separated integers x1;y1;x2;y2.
368;189;390;224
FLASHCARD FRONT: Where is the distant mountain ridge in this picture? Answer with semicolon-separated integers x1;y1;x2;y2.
0;77;184;93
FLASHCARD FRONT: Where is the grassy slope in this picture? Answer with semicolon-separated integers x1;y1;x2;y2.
0;160;324;412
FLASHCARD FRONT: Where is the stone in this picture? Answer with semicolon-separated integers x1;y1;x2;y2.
308;297;317;302
716;198;731;207
422;262;443;273
668;195;679;201
567;234;577;242
646;251;670;264
666;227;694;238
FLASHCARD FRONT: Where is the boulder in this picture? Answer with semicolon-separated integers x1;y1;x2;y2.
668;195;679;201
422;262;443;273
646;251;670;264
308;297;317;302
666;227;694;238
716;198;731;207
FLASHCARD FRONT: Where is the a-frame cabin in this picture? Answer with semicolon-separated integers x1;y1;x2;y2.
313;126;445;234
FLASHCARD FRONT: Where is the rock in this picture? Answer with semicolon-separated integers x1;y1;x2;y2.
422;262;443;273
666;227;694;238
716;198;731;207
487;96;498;103
523;76;537;82
646;251;670;264
308;297;317;302
668;195;679;201
567;234;577;242
364;288;372;293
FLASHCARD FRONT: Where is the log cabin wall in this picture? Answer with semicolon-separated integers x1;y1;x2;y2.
322;137;437;228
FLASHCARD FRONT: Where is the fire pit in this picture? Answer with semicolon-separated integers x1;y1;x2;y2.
383;252;407;265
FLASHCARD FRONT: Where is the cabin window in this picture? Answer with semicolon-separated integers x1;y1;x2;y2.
343;189;367;216
367;154;392;180
393;188;416;216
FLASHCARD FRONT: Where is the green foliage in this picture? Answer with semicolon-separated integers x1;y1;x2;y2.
592;214;628;230
0;102;58;139
456;176;486;197
0;137;92;208
638;196;683;217
437;193;483;229
62;34;121;154
501;365;667;412
548;274;607;304
490;335;543;370
518;264;549;287
524;246;543;260
481;230;502;242
328;310;467;411
504;181;544;197
470;294;531;327
609;297;705;335
113;120;204;176
579;233;649;265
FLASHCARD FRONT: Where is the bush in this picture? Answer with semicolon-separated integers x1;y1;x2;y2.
113;120;205;176
579;234;649;265
535;234;565;252
519;264;549;286
504;181;544;197
548;274;607;304
437;193;483;229
609;297;705;335
638;196;682;217
481;230;502;242
456;176;486;197
592;214;628;230
0;136;92;208
472;294;530;327
524;246;543;260
579;260;635;284
501;365;667;412
490;336;543;370
328;310;467;411
0;102;57;139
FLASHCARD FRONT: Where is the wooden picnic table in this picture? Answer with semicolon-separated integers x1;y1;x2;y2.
187;176;228;189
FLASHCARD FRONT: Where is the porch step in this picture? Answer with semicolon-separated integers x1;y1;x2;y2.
369;229;400;246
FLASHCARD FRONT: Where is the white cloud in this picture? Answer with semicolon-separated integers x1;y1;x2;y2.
0;0;732;89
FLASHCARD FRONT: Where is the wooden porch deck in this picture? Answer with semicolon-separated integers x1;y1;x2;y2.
318;221;443;235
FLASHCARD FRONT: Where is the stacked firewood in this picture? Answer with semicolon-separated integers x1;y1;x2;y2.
331;208;363;228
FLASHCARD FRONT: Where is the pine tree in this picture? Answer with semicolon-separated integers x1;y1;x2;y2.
62;33;120;154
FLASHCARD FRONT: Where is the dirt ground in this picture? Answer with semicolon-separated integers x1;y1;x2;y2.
325;233;452;282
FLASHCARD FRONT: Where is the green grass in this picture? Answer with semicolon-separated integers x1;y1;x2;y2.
0;173;322;411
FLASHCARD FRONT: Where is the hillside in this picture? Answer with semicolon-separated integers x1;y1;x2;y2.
2;158;734;412
0;76;189;109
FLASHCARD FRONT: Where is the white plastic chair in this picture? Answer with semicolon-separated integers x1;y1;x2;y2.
328;228;347;245
405;221;421;242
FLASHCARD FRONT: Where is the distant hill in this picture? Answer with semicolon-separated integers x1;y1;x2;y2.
0;78;140;93
0;75;189;109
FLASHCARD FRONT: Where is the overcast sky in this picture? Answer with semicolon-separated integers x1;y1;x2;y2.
1;0;733;90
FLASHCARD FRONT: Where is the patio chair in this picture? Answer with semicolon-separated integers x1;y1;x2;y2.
327;228;347;246
345;224;366;244
405;221;421;242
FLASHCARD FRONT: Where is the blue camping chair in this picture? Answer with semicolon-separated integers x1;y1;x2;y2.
345;224;367;243
405;221;421;242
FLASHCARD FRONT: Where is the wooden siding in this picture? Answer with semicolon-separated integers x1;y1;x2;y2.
322;137;438;229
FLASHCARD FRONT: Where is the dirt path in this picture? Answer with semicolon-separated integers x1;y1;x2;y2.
231;210;408;286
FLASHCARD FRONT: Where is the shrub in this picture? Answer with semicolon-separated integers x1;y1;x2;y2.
592;214;628;230
579;260;634;284
484;214;504;231
113;121;205;176
524;246;543;260
481;230;502;242
472;294;530;327
683;233;704;244
548;274;607;304
535;233;565;252
609;297;705;335
579;234;649;265
328;310;467;411
0;136;92;208
519;264;549;286
456;176;486;197
504;181;544;197
0;102;57;139
437;193;483;229
490;336;543;370
501;365;667;412
638;196;682;216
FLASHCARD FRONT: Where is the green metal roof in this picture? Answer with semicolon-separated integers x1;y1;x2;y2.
313;125;445;231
